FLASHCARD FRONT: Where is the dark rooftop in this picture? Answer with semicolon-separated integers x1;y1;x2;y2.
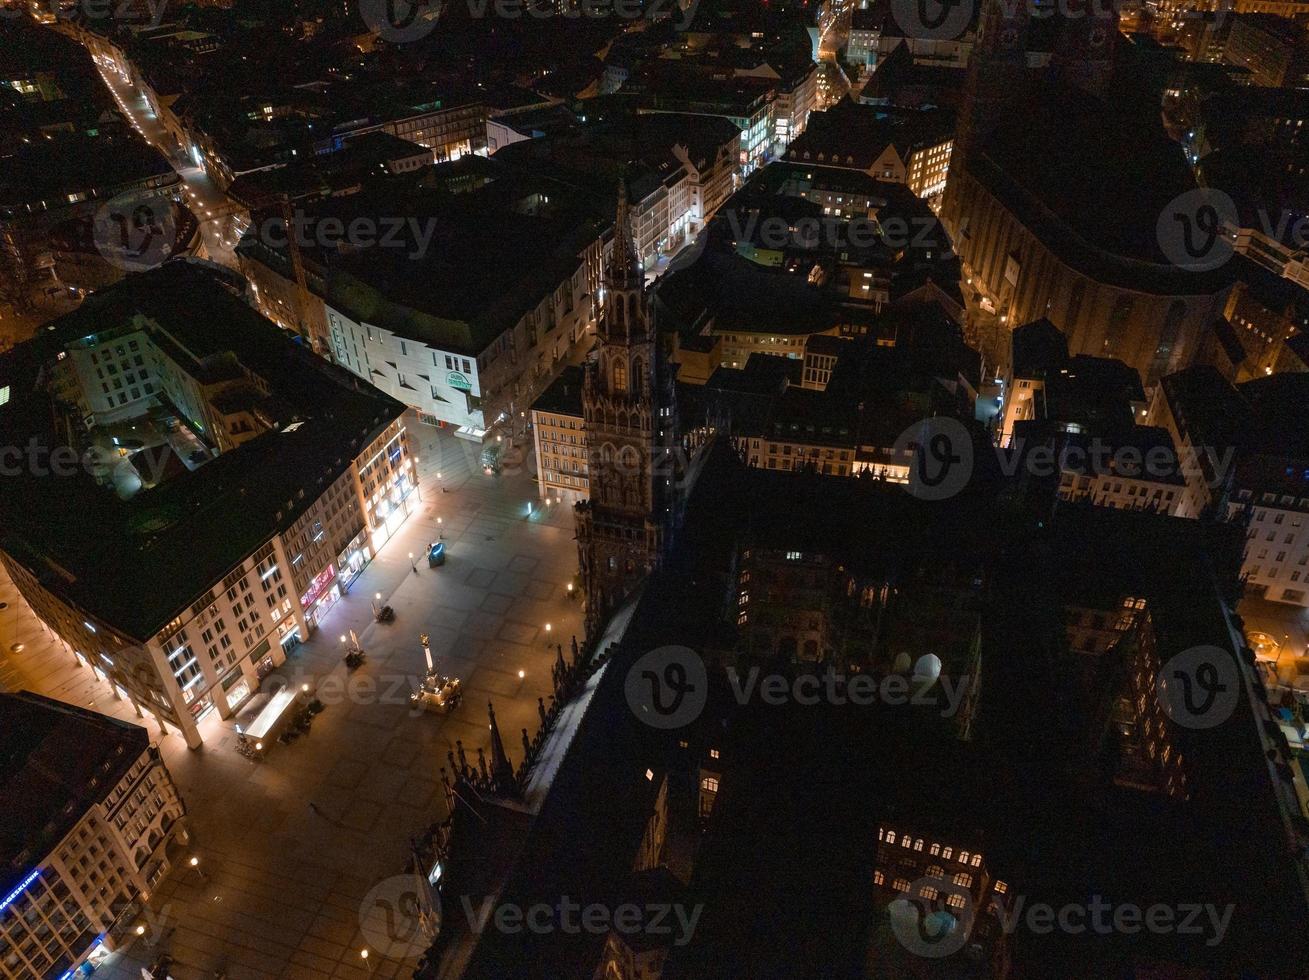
1011;318;1069;379
237;168;607;356
783;99;955;172
0;693;150;897
530;364;585;419
0;261;405;640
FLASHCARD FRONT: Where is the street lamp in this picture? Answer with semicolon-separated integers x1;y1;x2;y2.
361;949;372;974
409;551;417;573
372;592;382;617
188;856;206;882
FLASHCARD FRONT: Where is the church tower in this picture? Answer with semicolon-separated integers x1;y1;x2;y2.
575;183;681;640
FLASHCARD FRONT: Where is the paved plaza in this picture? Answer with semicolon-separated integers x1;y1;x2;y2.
0;419;585;979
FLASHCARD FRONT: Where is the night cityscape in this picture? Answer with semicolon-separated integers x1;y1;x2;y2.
1;0;1308;975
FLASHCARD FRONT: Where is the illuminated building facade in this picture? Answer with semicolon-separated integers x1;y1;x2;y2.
0;264;411;747
0;694;187;979
873;821;1012;972
530;365;589;505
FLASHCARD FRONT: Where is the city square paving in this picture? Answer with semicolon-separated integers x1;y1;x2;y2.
0;419;585;979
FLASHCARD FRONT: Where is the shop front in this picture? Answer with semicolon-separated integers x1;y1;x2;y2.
186;690;215;726
300;564;340;630
336;534;369;591
221;665;252;714
369;476;419;553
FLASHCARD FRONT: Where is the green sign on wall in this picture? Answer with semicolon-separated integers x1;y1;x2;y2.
447;372;472;391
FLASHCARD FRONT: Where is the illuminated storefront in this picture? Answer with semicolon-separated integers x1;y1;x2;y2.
299;563;340;630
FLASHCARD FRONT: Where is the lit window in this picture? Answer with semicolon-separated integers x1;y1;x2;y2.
0;386;9;407
701;777;719;793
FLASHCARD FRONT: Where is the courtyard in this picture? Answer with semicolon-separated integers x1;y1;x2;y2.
0;417;584;979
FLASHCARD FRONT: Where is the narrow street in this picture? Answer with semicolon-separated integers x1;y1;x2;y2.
88;48;243;269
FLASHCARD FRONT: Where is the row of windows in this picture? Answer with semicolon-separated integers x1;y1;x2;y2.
879;828;984;867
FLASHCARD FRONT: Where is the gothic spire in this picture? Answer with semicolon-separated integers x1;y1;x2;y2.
487;700;517;794
608;179;642;289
